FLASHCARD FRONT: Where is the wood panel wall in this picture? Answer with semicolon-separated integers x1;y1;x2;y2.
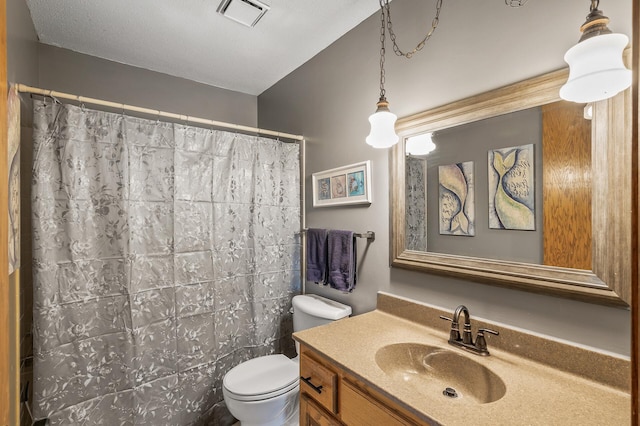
542;101;592;270
0;0;10;424
631;0;639;423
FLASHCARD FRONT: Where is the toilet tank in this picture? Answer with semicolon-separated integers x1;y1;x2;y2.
292;294;351;332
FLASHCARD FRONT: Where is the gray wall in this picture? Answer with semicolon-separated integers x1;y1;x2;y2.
7;0;38;87
38;44;258;127
258;0;632;356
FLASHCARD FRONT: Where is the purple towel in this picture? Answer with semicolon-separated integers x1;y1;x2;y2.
306;228;328;283
327;230;357;292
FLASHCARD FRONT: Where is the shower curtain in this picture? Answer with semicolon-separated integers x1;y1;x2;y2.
31;100;301;425
405;157;427;251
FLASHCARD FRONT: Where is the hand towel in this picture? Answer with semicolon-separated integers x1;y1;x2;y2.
327;230;357;292
306;228;328;283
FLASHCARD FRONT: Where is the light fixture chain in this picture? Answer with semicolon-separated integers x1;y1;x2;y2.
383;0;443;59
590;0;599;12
379;1;386;99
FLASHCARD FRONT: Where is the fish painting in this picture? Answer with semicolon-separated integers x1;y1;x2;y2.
488;144;535;230
439;162;475;236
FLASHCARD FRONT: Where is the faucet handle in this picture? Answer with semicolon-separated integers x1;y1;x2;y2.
439;315;461;342
475;328;499;353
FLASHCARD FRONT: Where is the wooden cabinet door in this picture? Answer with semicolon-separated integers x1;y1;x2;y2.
340;380;417;426
300;394;342;426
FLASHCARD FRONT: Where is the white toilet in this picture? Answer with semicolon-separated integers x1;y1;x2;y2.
222;294;352;426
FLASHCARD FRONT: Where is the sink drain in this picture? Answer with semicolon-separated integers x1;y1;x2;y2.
442;387;458;398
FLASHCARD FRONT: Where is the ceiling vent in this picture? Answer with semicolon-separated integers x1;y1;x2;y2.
217;0;270;28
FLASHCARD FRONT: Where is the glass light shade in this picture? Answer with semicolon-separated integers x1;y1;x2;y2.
405;133;436;156
560;33;631;103
366;109;399;148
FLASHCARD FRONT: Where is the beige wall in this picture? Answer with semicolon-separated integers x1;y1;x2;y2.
258;0;632;356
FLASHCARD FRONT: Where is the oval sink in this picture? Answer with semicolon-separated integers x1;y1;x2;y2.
375;343;506;404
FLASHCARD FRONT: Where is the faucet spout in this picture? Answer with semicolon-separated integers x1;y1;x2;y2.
452;305;469;325
440;305;499;356
452;305;473;344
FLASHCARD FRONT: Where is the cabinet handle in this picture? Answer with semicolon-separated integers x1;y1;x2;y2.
301;376;323;394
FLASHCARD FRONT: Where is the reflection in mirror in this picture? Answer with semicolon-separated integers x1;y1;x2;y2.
391;67;631;307
404;102;592;268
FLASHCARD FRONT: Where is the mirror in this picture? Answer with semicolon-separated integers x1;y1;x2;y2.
390;66;632;307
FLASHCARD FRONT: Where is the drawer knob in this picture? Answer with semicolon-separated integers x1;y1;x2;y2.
301;376;324;394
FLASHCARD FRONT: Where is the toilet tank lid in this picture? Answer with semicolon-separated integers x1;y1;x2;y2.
292;294;352;320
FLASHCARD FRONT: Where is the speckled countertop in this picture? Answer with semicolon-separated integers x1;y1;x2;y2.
293;293;630;425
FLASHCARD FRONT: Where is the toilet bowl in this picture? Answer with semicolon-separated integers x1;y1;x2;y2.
222;294;352;426
223;355;299;426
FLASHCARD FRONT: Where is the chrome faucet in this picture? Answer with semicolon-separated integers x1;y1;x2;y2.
440;305;499;356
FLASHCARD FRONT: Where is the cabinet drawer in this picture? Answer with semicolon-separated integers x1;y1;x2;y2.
300;394;342;426
340;380;416;426
300;353;338;414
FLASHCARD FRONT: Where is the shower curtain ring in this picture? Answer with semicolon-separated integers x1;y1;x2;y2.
48;90;61;105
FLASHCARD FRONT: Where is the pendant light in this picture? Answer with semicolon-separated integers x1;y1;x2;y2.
366;0;443;148
560;0;631;103
365;3;398;148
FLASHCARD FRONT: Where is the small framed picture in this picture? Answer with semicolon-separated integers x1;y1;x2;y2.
312;160;372;207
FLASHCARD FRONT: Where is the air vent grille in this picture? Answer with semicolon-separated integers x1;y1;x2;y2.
217;0;270;28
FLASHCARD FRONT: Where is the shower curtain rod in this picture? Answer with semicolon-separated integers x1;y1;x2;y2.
15;84;305;141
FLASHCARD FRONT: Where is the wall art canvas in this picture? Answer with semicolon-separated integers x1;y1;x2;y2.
347;170;365;196
438;161;475;236
488;144;535;230
331;175;347;198
317;177;331;200
312;161;372;207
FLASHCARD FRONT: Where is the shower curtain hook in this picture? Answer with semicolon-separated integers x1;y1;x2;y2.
48;90;61;105
77;95;86;111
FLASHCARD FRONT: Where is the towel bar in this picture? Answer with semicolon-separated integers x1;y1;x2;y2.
301;229;375;241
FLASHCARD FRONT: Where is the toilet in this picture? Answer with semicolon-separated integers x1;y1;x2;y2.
222;294;352;426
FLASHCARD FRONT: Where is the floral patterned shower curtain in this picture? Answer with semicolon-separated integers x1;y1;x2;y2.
406;157;427;252
31;100;300;425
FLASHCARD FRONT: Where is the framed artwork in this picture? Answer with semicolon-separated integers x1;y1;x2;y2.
488;144;535;230
438;161;475;236
312;160;372;207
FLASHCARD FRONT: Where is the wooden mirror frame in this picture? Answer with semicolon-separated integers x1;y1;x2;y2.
390;66;632;307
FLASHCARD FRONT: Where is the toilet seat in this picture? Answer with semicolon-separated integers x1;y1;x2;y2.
223;355;299;402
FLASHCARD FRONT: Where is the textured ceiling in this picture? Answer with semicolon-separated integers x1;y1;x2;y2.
25;0;380;95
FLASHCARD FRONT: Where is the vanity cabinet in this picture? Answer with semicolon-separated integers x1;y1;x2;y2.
299;344;426;426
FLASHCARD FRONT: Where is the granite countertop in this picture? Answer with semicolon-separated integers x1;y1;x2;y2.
293;303;630;425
